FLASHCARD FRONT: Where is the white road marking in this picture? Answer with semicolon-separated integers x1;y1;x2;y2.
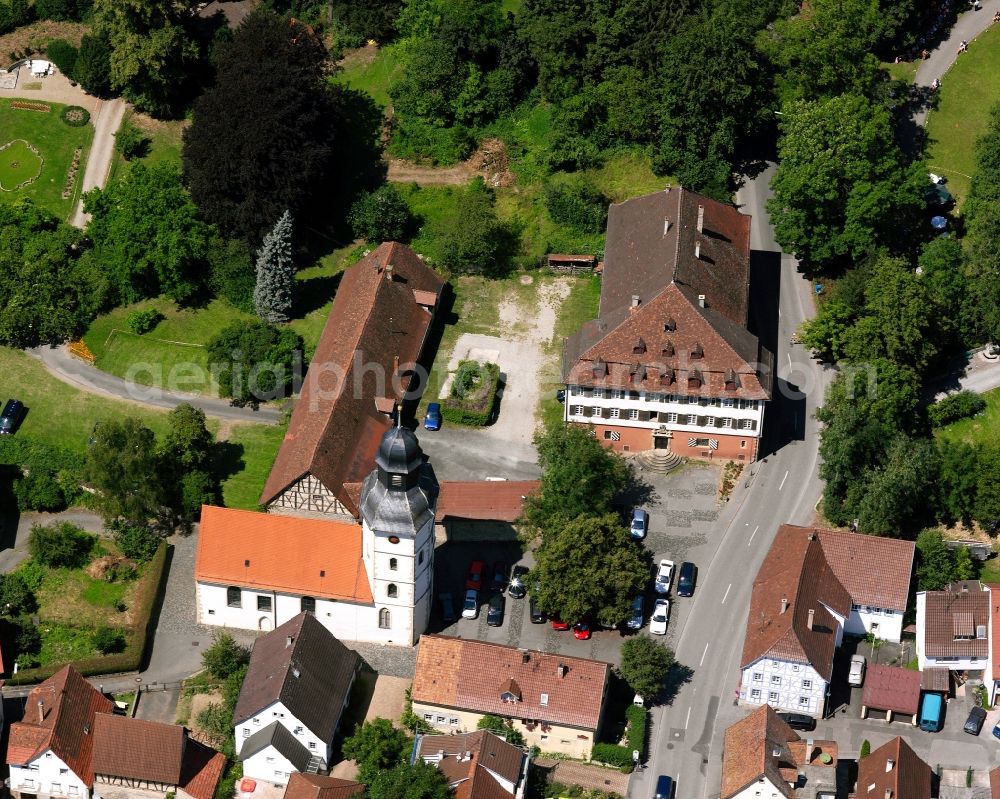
779;470;789;491
685;707;692;729
748;525;759;546
722;583;732;604
700;642;710;666
787;353;792;370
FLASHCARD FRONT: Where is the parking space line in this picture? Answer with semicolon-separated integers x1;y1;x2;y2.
721;583;731;605
748;525;760;546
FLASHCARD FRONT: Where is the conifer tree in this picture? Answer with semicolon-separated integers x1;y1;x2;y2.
253;211;295;323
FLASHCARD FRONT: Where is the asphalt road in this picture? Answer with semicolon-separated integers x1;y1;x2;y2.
631;165;831;799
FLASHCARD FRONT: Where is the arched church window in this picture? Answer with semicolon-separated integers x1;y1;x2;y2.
390;558;398;570
387;584;398;598
379;608;391;628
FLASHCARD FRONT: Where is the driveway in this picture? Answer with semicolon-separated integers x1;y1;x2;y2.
70;97;125;228
0;509;103;573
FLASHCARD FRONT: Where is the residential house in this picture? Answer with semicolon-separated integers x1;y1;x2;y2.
414;730;529;799
233;612;359;786
854;737;931;799
986;582;1000;705
562;187;774;461
7;665;114;799
91;714;226;799
720;705;837;799
283;772;364;799
411;635;610;759
916;581;990;675
739;525;915;717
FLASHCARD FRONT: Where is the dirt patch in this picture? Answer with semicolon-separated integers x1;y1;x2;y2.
337;43;379;71
364;674;411;724
187;689;224;745
0;21;89;60
128;110;188;138
386;138;515;187
468;138;515;188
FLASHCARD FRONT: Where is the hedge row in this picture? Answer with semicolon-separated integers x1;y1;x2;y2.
6;542;170;685
441;360;500;427
625;704;648;758
928;390;986;428
591;742;634;771
0;436;85;474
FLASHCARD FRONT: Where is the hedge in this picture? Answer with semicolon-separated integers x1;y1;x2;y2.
625;704;648;758
928;390;986;428
441;360;500;427
6;542;170;685
0;436;85;474
591;742;634;771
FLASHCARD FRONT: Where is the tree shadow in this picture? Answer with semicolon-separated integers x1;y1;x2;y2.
0;464;20;550
296;271;344;318
660;661;695;706
211;440;246;483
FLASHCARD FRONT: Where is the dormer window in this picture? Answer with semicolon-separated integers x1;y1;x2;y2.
593;360;607;378
661;340;674;357
500;678;521;702
688;369;703;389
501;691;518;703
664;318;676;332
690;343;704;360
633;365;646;384
632;337;646;355
725;369;739;391
660;368;673;386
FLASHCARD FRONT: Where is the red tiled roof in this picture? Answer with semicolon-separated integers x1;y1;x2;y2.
921;585;990;659
260;242;444;513
195;505;372;603
418;730;525;799
987;584;1000;680
855;737;931;799
6;666;114;785
813;528;914;613
283;772;365;799
180;739;227;799
413;636;609;731
92;714;184;784
435;481;539;522
860;665;921;715
721;706;799;799
991;765;1000;799
740;528;852;678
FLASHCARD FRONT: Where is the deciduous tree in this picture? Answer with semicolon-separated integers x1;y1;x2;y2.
915;529;956;591
206;321;303;408
350;184;413;243
341;718;410;785
367;761;450;799
83;418;163;524
619;636;675;700
202;631;251;679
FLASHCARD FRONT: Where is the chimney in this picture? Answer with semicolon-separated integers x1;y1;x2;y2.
631;294;640;308
885;758;895;772
286;636;294;648
884;791;893;799
37;700;44;724
393;354;400;375
806;738;814;761
557;663;566;678
807;609;815;630
385;263;394;281
697;204;705;233
663;218;672;236
780;596;788;614
698;294;706;308
522;651;530;664
695;241;701;259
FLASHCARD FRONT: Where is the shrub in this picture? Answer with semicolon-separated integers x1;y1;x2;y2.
859;739;871;759
28;521;95;568
591;742;634;771
60;105;90;127
928;391;986;427
0;573;36;615
625;704;648;758
45;38;78;78
207;320;304;407
350;184;414;243
108;520;161;562
15;471;66;512
92;626;126;654
0;436;85;475
545;182;609;233
202;631;250;679
207;236;255;313
115;122;151;161
125;307;163;334
74;34;112;96
436;181;512;276
442;361;500;427
16;560;47;591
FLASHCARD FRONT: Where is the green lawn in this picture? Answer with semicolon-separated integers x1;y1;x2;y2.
935;386;1000;447
335;42;404;110
219;422;288;511
0;99;94;220
0;139;43;190
925;23;1000;208
106;113;186;184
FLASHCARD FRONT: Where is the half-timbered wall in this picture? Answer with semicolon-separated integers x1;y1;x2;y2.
739;658;828;717
270;475;352;518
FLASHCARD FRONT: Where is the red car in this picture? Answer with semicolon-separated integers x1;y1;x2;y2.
551;618;570;631
466;560;485;590
573;622;591;640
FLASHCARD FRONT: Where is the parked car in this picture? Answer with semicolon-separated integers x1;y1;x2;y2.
630;508;649;540
466;560;485;590
677;561;697;596
627;595;644;630
655;559;675;594
490;561;508;592
438;592;456;623
776;712;816;732
462;589;479;619
508;565;529;598
919;692;944;732
992;722;1000;740
654;775;674;799
0;398;23;434
529;599;546;624
573;621;591;640
650;598;670;635
848;654;866;687
551;618;570;631
487;593;506;626
555;389;566;403
964;706;987;736
423;402;442;431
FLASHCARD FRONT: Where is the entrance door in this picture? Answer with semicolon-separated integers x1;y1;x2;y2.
652;429;672;449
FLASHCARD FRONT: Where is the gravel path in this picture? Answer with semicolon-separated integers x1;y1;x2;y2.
70;97;126;228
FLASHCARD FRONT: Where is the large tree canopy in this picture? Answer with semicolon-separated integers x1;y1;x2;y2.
183;10;339;245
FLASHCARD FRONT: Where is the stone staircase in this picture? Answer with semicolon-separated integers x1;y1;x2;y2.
634;449;684;474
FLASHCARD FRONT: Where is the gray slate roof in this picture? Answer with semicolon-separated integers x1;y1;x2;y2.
239;721;312;771
233;612;359;742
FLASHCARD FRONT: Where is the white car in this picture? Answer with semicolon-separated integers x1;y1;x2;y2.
655;559;675;594
848;654;866;686
650;599;670;635
462;589;479;619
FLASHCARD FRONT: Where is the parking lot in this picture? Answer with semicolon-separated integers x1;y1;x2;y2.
428;462;727;669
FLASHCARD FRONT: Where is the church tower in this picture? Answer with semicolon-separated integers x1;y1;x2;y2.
359;422;438;645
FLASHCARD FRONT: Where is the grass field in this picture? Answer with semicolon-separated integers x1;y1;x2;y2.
106;111;186;185
925;23;1000;208
935;386;1000;447
0;139;43;190
0;99;93;219
219;422;288;511
335;42;404;110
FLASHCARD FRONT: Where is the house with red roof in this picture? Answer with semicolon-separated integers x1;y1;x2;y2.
414;730;529;799
561;188;774;462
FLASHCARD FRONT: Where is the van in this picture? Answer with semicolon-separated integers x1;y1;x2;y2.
677;561;697;597
654;775;674;799
0;398;22;434
919;692;944;732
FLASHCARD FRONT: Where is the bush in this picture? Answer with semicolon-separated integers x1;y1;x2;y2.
436;181;512;276
115;122;151;161
109;520;161;562
0;436;85;475
207;320;304;407
124;307;163;334
390;116;475;165
60;105;90;127
625;704;648;758
92;626;126;654
207;236;255;313
591;742;634;771
545;182;609;233
929;391;987;427
0;573;36;615
441;360;500;427
74;34;112;96
46;38;78;77
859;739;871;759
15;471;66;512
16;560;47;591
202;631;250;679
350;184;414;243
28;521;95;568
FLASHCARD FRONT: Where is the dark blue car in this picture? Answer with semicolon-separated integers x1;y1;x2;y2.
423;402;442;431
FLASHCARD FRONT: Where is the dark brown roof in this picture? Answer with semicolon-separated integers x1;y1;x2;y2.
860;665;921;715
435;481;539;522
991;765;1000;799
6;666;115;784
812;528;914;612
283;773;365;799
721;706;799;799
260;242;444;513
412;636;610;731
740;528;852;678
180;738;227;799
921;586;990;659
855;737;931;799
921;668;950;692
988;583;1000;680
92;714;185;784
417;730;525;799
233;612;359;741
